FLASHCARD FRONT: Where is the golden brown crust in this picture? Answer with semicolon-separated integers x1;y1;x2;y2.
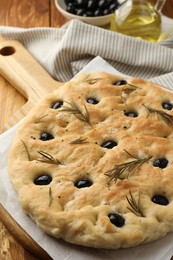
8;72;173;248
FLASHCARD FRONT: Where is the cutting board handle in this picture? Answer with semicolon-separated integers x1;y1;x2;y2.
0;38;62;101
0;37;64;129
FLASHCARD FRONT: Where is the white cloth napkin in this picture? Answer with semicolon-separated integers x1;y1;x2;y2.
0;16;173;86
1;17;173;259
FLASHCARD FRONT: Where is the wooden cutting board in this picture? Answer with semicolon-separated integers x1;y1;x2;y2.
0;36;64;259
0;35;63;130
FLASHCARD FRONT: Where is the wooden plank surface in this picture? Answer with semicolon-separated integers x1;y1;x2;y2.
0;0;173;259
0;1;66;259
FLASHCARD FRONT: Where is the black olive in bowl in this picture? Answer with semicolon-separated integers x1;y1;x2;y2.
55;0;119;27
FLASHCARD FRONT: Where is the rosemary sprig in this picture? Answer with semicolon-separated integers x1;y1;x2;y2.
124;149;136;159
20;140;31;161
69;137;88;144
126;189;144;217
127;83;140;88
105;155;151;183
60;100;92;126
121;84;139;103
48;187;53;207
144;105;173;128
81;76;102;85
34;114;48;124
123;85;138;95
37;150;62;165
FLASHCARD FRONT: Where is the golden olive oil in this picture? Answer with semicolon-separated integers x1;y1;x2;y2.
111;0;161;42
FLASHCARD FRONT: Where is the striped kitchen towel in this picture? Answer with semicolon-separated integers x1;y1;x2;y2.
0;19;173;88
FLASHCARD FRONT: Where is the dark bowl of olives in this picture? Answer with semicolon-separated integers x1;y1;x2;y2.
55;0;119;27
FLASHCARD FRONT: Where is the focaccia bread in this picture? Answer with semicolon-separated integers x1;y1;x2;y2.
8;72;173;249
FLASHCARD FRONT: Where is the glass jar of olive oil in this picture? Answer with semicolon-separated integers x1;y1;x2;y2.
110;0;162;42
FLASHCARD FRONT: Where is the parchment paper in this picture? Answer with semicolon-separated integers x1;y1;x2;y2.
0;57;173;260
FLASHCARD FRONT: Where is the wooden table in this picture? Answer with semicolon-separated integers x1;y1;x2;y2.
0;0;173;259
